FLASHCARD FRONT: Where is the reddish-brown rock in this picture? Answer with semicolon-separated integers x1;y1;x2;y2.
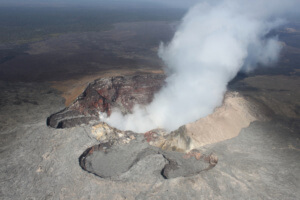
47;74;166;128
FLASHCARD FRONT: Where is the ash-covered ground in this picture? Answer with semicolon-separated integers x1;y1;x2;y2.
0;75;299;200
0;5;300;199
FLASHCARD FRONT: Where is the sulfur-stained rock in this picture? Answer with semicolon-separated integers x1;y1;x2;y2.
90;122;138;145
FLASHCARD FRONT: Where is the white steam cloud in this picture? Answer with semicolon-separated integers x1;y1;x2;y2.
102;0;296;133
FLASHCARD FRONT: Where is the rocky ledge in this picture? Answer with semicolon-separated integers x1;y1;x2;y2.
47;74;166;128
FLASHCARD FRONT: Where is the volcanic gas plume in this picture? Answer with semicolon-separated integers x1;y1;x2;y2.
102;0;297;133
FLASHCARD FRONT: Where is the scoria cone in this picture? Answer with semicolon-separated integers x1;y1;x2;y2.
47;74;166;128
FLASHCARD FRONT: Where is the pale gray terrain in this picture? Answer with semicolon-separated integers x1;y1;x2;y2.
0;80;299;200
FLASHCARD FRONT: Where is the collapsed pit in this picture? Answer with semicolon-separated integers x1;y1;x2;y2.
79;138;218;180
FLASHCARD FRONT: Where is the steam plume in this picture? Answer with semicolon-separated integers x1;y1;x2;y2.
102;0;296;132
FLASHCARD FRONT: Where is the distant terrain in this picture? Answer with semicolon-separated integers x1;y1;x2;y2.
0;6;184;44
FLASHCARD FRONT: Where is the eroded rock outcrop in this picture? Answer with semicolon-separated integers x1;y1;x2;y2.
47;74;166;128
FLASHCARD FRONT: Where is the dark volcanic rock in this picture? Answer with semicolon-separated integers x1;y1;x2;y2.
47;74;166;128
162;150;218;179
79;136;217;181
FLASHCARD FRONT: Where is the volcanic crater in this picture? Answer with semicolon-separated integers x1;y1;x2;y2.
47;73;217;180
47;73;262;180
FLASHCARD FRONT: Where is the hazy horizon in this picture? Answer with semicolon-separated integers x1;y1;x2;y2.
0;0;199;9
